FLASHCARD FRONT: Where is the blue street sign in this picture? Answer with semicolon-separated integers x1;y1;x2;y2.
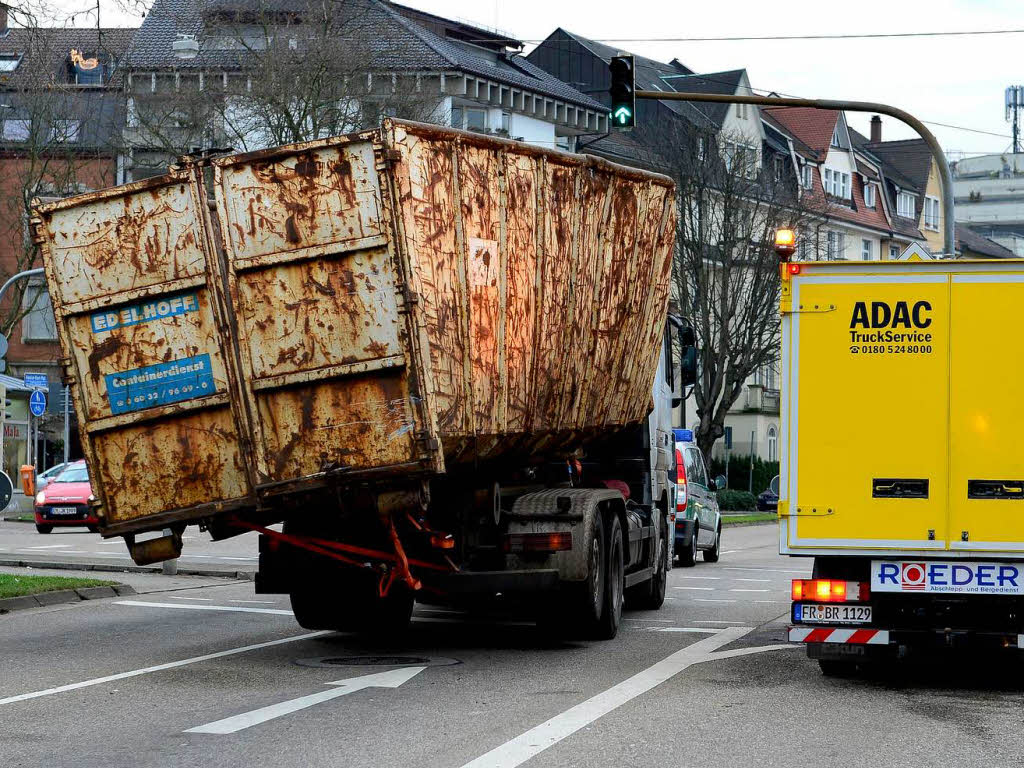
29;389;46;417
24;373;48;390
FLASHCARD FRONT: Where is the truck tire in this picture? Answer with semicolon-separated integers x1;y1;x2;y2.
626;529;667;610
593;513;624;640
290;578;414;635
678;527;697;567
703;524;721;563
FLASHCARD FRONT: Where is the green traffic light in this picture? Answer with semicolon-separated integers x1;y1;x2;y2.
614;106;632;125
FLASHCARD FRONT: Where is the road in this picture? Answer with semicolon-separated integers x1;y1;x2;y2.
0;519;259;574
2;523;1022;768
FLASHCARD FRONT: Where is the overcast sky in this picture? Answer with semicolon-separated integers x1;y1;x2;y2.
53;0;1023;158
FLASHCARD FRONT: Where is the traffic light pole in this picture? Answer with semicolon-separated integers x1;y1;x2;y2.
634;90;956;257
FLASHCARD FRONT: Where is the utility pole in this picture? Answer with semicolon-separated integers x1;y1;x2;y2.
1006;86;1022;154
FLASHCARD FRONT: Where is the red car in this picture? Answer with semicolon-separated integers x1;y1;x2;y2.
34;460;98;534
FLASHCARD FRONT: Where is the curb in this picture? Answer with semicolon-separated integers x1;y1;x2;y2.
0;557;255;581
721;519;777;528
0;583;137;614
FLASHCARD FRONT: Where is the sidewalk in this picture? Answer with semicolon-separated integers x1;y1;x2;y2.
0;564;248;595
0;554;256;580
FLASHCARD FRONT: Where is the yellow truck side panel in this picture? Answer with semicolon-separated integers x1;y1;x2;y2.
787;275;950;551
948;275;1024;552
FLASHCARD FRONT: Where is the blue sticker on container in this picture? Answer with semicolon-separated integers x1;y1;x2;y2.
91;292;200;334
105;354;216;415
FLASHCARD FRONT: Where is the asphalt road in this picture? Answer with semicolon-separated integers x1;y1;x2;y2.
0;519;259;574
2;523;1023;768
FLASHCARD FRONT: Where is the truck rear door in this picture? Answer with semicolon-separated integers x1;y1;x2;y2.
948;273;1024;552
783;269;950;553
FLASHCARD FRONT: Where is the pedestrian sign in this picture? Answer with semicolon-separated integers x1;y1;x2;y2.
29;389;46;417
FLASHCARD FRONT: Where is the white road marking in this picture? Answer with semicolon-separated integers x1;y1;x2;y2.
732;578;770;583
0;631;328;706
167;596;214;602
231;600;277;605
115;601;293;616
723;567;809;575
719;550;739;554
185;667;426;735
730;589;770;593
671;586;713;591
707;645;800;661
694;598;736;603
24;544;72;550
459;627;753;768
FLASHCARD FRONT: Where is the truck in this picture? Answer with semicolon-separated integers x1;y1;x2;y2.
31;119;687;639
780;256;1024;672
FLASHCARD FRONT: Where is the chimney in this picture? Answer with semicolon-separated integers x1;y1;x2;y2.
870;115;882;143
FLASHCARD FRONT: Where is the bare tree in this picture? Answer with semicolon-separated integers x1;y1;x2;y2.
631;119;826;457
128;0;443;174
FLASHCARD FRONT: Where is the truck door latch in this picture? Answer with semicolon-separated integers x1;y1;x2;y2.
872;478;929;499
967;480;1024;499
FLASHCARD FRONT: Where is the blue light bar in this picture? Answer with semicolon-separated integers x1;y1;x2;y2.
673;428;694;443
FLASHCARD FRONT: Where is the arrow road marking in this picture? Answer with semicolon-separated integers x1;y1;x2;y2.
185;666;426;735
459;626;799;768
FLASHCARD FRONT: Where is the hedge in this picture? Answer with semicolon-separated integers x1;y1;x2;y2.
716;489;758;511
708;454;778;495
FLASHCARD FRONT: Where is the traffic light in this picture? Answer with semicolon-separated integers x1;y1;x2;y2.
609;54;636;130
0;384;8;423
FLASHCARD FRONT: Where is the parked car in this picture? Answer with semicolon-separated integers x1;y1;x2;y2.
672;429;724;567
757;475;780;512
34;460;97;534
34;462;69;494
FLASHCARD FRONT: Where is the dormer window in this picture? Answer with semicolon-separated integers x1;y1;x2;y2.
864;183;876;208
70;49;106;85
831;125;841;147
0;53;21;73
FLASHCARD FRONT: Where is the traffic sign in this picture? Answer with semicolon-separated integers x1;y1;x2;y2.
29;389;46;417
0;471;12;512
24;372;47;390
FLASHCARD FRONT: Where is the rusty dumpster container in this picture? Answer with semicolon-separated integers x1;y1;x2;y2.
32;119;676;539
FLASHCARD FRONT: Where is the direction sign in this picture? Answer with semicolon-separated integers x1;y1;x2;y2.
23;372;47;390
29;389;46;417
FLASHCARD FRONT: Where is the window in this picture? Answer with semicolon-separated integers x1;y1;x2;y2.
450;106;463;129
798;238;811;260
827;230;846;260
723;141;757;176
889;244;901;259
862;239;873;261
773;156;784;183
0;54;21;72
823;168;850;199
465;108;487;132
864;183;876;208
684;447;708;488
756;363;777;390
22;284;57;341
697;135;706;161
800;164;813;189
897;192;916;218
767;426;777;462
70;50;105;85
831;125;842;147
500;112;510;134
924;196;940;230
2;119;29;141
50;120;80;143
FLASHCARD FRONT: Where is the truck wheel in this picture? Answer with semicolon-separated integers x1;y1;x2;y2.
703;524;721;563
678;528;697;567
626;531;667;610
593;513;624;640
35;524;53;534
290;574;413;635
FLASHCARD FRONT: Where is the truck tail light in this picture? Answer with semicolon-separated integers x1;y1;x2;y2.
504;532;572;553
792;579;869;603
676;448;687;515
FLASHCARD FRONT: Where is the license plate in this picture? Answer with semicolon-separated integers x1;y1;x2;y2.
795;604;872;624
50;507;78;515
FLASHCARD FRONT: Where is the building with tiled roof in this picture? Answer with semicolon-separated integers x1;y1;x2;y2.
0;9;137;488
121;0;606;177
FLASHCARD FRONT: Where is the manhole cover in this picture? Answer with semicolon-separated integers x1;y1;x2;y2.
295;655;460;669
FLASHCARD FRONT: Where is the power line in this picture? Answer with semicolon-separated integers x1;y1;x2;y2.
519;28;1024;44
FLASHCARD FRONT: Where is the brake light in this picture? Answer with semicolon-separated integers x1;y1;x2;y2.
504;532;572;553
791;579;869;603
676;448;687;514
